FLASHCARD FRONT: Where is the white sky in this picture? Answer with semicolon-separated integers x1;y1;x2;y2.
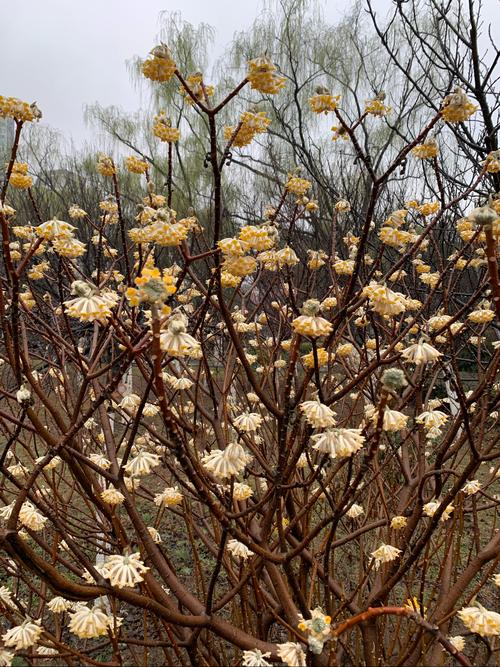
1;0;498;147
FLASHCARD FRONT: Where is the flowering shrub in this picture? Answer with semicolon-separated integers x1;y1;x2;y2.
0;31;499;667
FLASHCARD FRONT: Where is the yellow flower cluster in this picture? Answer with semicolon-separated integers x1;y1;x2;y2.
125;155;148;174
153;219;189;246
365;97;391;116
52;237;87;258
468;304;495;324
247;56;286;94
96;154;115;177
153;111;180;142
34;218;87;258
307;249;327;269
126;264;177;307
286;176;312;196
292;300;333;338
64;281;119;324
456;217;476;242
221;255;257;277
0;96;41;122
412;138;438;159
331;125;349;141
362;283;407;317
129;208;195;246
441;87;477;123
9;162;32;189
302;347;329;368
332;258;354;275
239;225;275;251
68;204;87;219
458;605;500;637
298;607;332;653
179;72;214;105
221;271;242;288
484;150;500;173
216;224;279;282
28;261;49;280
142;44;176;82
224;110;271;147
308;88;341;114
379;226;413;249
417;201;439;216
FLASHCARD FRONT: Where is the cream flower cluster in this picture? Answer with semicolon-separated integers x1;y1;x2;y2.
201;442;252;480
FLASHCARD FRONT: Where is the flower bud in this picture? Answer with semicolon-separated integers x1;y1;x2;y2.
381;368;407;392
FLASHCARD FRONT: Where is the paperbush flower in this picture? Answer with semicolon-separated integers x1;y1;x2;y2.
142;44;176;82
239;225;274;251
285;176;312;196
233;483;254;501
160;316;201;358
19;501;47;531
126;264;177;306
52;236;87;258
441;87;478;123
370;544;402;568
178;72;214;105
64;281;118;323
247;56;286;94
412;137;439;159
365;95;391;116
125;155;148;174
201;442;252;480
0;649;14;666
0;96;41;122
105;552;149;588
448;636;466;652
276;642;307;667
458;605;500;636
462;480;481;495
101;488;125;505
233;412;263;432
346;503;364;519
2;618;42;649
293;299;333;338
227;539;253;560
9;162;32;189
298;607;332;654
224;110;271;147
308;87;341;114
124;451;161;476
311;428;365;458
47;596;72;613
390;516;407;529
401;340;442;364
153;111;180;142
242;649;272;666
300;398;336;428
154;486;183;507
69;605;110;639
0;587;13;607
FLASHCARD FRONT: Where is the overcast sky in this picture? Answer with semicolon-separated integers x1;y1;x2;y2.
1;0;498;148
